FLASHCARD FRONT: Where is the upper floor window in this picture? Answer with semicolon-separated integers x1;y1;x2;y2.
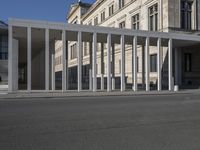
71;43;77;60
132;14;140;30
94;16;98;26
181;0;193;30
149;4;158;31
119;0;125;9
101;11;105;22
119;21;126;28
109;4;114;16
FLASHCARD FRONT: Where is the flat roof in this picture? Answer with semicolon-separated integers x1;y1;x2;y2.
9;18;200;48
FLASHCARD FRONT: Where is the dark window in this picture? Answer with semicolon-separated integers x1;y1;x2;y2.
101;11;105;22
119;21;126;28
0;35;8;60
181;0;192;30
184;53;192;72
94;16;98;26
109;4;114;16
132;14;140;30
150;54;157;72
149;4;158;31
119;0;125;9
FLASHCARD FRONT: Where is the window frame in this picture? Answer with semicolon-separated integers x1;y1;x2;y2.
109;4;114;16
132;13;140;30
148;3;158;31
119;21;126;28
181;0;193;30
150;54;157;72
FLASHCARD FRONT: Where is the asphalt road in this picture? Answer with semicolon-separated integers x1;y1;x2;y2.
0;93;200;150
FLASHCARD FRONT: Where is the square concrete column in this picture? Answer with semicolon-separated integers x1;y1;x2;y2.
62;30;66;92
92;32;97;92
51;52;55;91
133;36;138;91
8;26;18;92
168;39;173;91
157;38;162;91
66;41;69;90
120;35;125;92
8;25;13;92
107;34;111;92
89;42;93;91
145;37;150;91
101;43;104;91
175;48;182;86
111;43;115;90
27;27;32;92
45;28;50;91
142;46;145;89
77;31;82;92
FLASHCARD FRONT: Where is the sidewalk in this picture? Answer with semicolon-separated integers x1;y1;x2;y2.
0;89;199;99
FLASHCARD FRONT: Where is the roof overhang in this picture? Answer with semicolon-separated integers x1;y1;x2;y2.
9;18;200;48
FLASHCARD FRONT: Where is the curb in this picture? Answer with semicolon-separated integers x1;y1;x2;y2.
0;90;196;100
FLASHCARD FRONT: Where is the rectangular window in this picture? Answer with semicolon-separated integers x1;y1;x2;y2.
181;0;192;30
119;0;125;9
101;11;105;22
119;21;126;28
0;36;8;60
83;42;88;56
150;54;157;72
94;16;98;26
184;53;192;72
109;4;114;16
71;43;77;59
132;14;140;30
149;4;158;31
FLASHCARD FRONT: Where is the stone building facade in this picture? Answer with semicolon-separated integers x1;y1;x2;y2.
55;0;200;90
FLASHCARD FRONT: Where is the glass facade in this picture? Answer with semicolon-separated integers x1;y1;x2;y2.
0;35;8;60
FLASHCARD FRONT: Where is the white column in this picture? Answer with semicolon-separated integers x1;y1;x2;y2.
27;27;32;92
133;36;137;91
111;43;115;90
101;43;104;91
45;29;49;91
168;38;173;91
62;30;66;92
77;31;82;92
121;35;125;92
157;38;162;91
89;42;93;90
142;46;145;89
175;48;179;86
51;52;55;91
107;34;111;92
8;25;13;92
92;32;97;92
145;37;150;91
66;41;69;90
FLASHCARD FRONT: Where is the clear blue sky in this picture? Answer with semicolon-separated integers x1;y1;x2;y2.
0;0;95;23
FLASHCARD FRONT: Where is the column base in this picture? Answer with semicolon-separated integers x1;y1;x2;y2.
112;78;115;90
101;74;104;91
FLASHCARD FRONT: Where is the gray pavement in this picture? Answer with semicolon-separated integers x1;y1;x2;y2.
0;93;200;150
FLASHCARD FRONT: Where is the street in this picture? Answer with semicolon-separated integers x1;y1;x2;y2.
0;93;200;150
